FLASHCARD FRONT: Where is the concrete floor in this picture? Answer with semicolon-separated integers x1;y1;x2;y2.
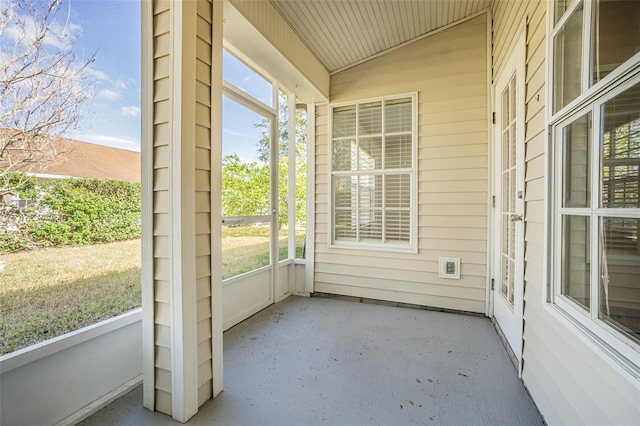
81;296;544;426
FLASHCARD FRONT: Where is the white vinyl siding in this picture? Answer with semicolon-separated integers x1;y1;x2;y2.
492;0;640;424
150;0;172;415
146;0;220;419
195;0;213;407
315;14;489;313
329;94;417;252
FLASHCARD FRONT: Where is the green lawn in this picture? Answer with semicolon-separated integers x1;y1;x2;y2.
222;225;305;279
0;240;142;355
0;225;305;355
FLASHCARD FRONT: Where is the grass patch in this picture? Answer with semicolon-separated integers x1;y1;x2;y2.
222;225;305;279
0;226;306;355
0;240;142;355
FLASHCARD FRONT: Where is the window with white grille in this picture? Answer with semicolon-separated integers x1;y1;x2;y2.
549;0;640;363
329;94;417;252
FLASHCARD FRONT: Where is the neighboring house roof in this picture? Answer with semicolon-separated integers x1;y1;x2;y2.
0;133;140;183
39;138;141;183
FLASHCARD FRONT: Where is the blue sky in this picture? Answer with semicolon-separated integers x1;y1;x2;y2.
68;3;273;158
2;0;276;157
69;0;141;151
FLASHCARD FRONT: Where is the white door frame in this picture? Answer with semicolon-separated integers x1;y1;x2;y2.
221;87;278;330
491;23;526;374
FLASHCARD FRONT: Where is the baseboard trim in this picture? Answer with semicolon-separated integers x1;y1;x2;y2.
56;375;143;426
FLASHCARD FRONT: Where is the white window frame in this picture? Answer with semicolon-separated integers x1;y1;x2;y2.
547;0;640;373
328;93;418;253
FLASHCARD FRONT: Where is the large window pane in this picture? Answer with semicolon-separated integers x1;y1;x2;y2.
385;134;412;169
359;210;382;242
333;139;357;171
222;50;273;107
359;175;382;208
555;0;577;25
563;112;592;208
221;98;271;217
295;107;308;259
335;209;356;241
334;175;357;208
278;91;289;261
385;174;410;208
359;102;382;135
554;4;583;112
385;210;411;243
333;105;356;138
385;98;412;133
599;217;640;342
593;1;640;84
221;98;272;279
601;82;640;209
562;215;591;310
334;174;356;239
359;137;382;170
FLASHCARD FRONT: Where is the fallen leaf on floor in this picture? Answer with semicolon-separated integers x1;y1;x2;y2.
458;372;468;377
427;378;433;383
409;400;414;406
416;378;421;383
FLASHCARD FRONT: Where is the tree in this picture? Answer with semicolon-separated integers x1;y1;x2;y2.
253;93;307;227
0;0;95;187
221;153;271;217
220;93;307;227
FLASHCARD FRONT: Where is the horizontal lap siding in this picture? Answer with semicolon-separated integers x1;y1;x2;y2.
195;0;213;407
152;0;172;415
493;1;640;424
315;15;488;314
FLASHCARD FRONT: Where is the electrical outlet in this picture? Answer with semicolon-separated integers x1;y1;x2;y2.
438;257;460;279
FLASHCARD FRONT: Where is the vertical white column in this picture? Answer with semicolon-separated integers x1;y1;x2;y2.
170;0;198;422
210;0;224;399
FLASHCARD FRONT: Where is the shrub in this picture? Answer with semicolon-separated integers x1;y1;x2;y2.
0;173;141;252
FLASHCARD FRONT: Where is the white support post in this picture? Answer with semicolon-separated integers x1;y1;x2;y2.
210;0;224;399
288;93;297;261
140;0;155;411
304;104;316;295
169;1;199;421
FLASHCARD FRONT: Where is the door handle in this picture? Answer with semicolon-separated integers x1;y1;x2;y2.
510;214;523;222
222;218;242;225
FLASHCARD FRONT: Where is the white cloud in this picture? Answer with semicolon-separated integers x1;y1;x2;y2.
78;134;140;152
85;66;110;81
223;127;247;138
97;89;121;100
120;106;140;117
114;80;128;90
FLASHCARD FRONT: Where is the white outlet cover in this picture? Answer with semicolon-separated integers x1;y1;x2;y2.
438;257;460;279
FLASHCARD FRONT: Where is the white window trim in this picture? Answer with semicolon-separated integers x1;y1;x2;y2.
550;86;640;368
327;92;418;254
546;0;640;374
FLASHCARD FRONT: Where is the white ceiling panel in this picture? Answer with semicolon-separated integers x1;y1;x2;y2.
270;0;492;73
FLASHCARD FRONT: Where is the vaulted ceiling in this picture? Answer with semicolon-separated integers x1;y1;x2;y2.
270;0;492;73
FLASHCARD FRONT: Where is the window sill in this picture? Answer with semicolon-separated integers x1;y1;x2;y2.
329;240;418;254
